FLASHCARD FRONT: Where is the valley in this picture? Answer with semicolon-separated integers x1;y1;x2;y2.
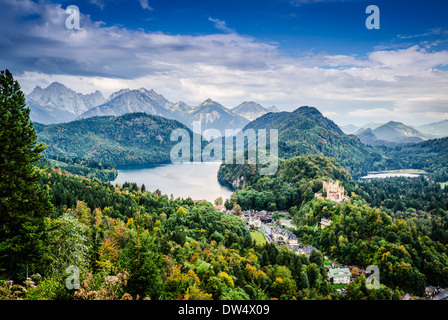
1;0;447;311
2;71;448;302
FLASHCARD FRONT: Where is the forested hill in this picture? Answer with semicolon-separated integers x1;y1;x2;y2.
218;155;353;211
376;136;448;178
243;106;382;177
35;113;197;166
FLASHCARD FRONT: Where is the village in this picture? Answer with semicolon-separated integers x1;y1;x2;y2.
211;180;448;299
211;180;354;292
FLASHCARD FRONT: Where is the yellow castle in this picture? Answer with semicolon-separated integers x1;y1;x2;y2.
315;180;347;203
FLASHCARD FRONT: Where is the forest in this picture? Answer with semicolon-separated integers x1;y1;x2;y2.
1;69;447;301
1;168;404;300
219;154;448;296
35;112;198;166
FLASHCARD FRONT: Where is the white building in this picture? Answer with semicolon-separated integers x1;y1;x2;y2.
328;268;351;284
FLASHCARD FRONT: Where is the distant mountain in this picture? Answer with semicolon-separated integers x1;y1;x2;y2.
78;88;174;120
355;128;382;145
27;82;274;134
339;124;360;135
171;101;195;114
356;121;429;145
266;106;280;113
231;101;277;121
37;113;196;166
242;106;381;176
78;89;249;134
374;121;428;143
359;122;384;131
354;127;398;146
187;99;249;134
414;119;448;138
26;82;105;124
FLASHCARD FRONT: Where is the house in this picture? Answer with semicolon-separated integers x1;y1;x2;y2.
287;232;298;245
320;218;332;229
425;286;440;297
272;226;286;242
302;245;318;256
214;205;226;212
433;288;448;300
328;267;351;284
261;216;272;224
248;215;262;228
288;244;300;252
272;226;298;246
193;199;208;203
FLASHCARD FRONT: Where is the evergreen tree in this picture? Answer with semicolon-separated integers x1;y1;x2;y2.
118;228;164;299
0;69;53;279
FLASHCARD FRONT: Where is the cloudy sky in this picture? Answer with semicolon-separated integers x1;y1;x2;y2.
1;0;447;126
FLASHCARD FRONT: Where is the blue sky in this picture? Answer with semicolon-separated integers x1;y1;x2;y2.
59;0;448;55
62;1;448;51
1;0;447;126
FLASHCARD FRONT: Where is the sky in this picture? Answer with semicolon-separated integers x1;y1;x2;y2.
0;0;447;126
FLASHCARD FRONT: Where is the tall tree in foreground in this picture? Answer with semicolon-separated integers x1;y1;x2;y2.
0;69;53;279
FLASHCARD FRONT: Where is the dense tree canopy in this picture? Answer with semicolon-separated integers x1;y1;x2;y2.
1;71;447;301
0;70;53;279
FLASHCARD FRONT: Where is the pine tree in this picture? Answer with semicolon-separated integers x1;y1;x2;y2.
0;69;53;279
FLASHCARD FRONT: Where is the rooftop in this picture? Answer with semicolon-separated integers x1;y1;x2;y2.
328;268;351;278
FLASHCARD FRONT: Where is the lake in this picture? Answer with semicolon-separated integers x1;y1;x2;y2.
111;162;234;202
361;172;422;179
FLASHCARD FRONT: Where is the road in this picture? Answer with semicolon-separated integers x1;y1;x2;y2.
279;219;296;229
260;223;274;243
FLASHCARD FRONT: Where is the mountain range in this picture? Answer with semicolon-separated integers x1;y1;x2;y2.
340;120;447;146
26;82;277;134
231;101;279;121
35;105;379;177
26;82;105;124
415;120;448;138
354;121;435;146
28;82;448;144
183;98;249;134
34;101;448;179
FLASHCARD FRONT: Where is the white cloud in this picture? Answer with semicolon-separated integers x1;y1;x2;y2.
289;0;355;6
208;17;235;34
2;0;448;125
397;27;448;40
88;0;153;10
139;0;153;10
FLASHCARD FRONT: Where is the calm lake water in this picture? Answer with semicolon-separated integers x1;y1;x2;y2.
361;172;421;179
111;162;233;202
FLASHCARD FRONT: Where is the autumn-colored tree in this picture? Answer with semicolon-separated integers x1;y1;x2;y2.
183;283;212;300
214;197;223;206
96;238;120;273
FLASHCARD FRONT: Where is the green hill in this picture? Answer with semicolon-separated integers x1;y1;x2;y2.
36;113;196;166
375;136;448;178
243;106;382;177
218;155;353;211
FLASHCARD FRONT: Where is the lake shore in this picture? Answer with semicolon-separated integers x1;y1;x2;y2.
360;169;427;179
111;161;233;202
